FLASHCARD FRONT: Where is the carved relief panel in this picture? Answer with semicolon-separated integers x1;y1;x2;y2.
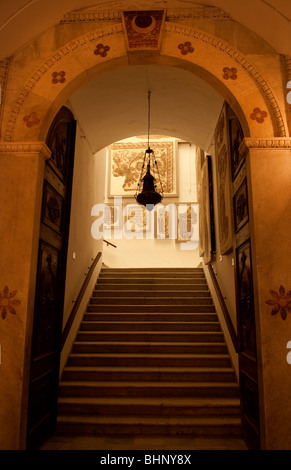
214;103;233;255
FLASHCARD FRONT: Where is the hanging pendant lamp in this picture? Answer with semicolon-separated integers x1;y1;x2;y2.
135;91;163;211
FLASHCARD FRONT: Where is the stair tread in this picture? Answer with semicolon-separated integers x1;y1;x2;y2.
85;311;217;314
74;340;225;345
94;289;209;292
58;396;240;405
81;321;220;325
89;300;213;303
57;415;241;425
77;330;222;334
69;352;230;358
63;366;233;372
59;380;238;387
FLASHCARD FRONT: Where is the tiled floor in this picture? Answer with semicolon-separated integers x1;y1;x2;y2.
40;434;248;450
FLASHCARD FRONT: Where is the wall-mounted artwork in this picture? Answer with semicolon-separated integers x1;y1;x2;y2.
229;115;244;180
109;140;177;198
215;103;233;255
196;152;213;264
233;178;249;233
196;148;204;257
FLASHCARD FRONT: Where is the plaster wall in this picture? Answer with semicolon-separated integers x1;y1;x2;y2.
247;145;291;449
60;116;106;372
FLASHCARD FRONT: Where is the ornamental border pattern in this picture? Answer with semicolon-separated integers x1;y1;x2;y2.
164;22;286;138
0;58;10;139
0;141;51;159
239;137;291;157
59;7;231;24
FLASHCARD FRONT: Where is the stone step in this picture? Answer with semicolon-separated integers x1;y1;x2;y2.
56;414;242;437
83;312;218;322
95;283;209;291
61;366;236;383
72;341;228;355
57;396;240;417
76;330;225;342
58;267;241;439
99;272;206;279
86;305;216;313
101;268;203;273
97;278;207;284
67;353;232;368
58;380;240;398
93;289;211;297
89;297;214;306
79;321;221;332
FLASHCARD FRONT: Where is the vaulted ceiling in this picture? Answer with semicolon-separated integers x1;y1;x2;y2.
67;64;224;153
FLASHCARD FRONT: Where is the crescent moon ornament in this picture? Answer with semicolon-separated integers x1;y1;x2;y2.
131;15;156;34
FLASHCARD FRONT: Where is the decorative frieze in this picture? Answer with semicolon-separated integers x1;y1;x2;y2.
240;137;291;153
59;7;231;24
0;141;51;160
166;7;231;20
60;11;122;23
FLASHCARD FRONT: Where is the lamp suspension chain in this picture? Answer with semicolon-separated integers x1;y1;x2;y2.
148;90;151;150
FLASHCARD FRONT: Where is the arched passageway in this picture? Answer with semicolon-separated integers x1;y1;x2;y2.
0;6;291;451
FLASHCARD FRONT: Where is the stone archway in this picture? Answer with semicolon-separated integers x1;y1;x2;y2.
0;13;291;450
1;21;286;144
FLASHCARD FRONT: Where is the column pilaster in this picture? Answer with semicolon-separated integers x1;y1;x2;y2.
242;137;291;449
0;142;50;449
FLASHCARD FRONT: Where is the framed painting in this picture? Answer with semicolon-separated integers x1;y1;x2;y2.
229;115;245;181
215;103;233;255
196;154;213;264
196;148;205;257
233;178;249;233
108;140;178;198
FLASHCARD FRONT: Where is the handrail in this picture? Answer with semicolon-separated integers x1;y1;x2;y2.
61;251;102;349
207;263;238;352
103;239;117;248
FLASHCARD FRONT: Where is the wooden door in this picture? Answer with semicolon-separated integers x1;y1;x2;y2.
228;107;261;449
26;106;76;449
214;103;260;449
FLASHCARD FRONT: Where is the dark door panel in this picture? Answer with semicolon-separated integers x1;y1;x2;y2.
26;107;76;449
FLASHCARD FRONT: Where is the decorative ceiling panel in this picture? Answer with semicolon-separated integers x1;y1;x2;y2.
122;10;165;50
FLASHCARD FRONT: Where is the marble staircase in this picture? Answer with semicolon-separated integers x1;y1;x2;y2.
56;267;241;437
